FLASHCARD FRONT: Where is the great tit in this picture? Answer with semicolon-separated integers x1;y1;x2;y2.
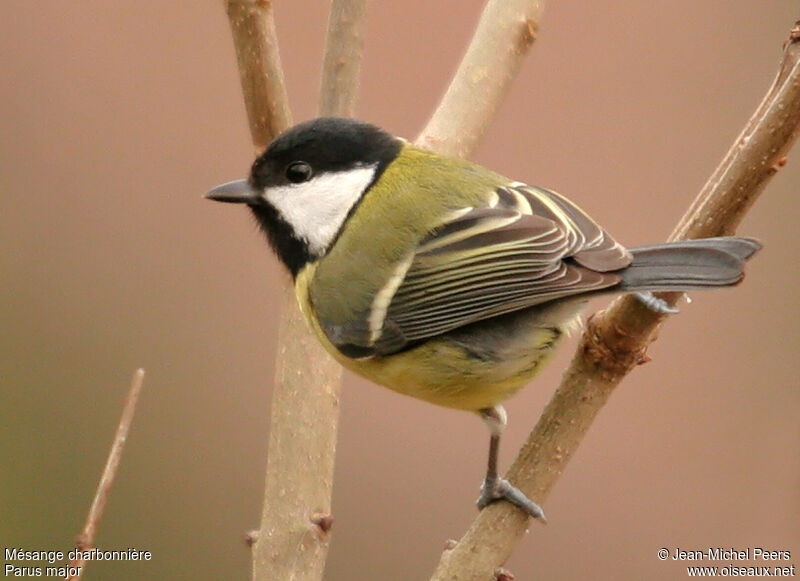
206;117;760;520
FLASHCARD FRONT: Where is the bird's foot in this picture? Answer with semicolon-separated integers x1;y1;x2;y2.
478;477;547;522
634;291;679;314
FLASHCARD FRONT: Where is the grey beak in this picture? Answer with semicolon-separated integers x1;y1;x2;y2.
204;179;261;204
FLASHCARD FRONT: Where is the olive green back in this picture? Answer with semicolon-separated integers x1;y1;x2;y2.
309;144;508;328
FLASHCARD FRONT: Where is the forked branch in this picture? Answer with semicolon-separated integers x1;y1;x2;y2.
223;1;367;580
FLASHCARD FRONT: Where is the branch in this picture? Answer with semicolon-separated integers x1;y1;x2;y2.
252;285;342;581
319;0;368;117
430;21;800;581
66;369;146;581
415;0;545;158
223;1;368;580
225;0;292;151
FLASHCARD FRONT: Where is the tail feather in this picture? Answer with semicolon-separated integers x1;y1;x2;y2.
619;237;761;292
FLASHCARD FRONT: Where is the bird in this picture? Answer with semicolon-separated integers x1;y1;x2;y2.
205;117;760;521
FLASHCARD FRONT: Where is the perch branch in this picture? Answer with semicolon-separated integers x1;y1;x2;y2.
430;20;800;581
415;0;545;158
319;0;368;117
66;369;146;581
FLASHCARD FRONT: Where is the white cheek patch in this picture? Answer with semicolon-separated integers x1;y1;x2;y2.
263;164;377;255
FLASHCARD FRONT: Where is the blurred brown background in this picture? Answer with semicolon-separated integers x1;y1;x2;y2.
1;1;798;580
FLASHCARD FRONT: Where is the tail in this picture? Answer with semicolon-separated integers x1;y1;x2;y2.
619;237;761;291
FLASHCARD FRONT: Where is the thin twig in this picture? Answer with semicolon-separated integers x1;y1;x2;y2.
319;0;368;117
66;369;146;581
415;0;545;158
225;0;292;151
429;22;800;581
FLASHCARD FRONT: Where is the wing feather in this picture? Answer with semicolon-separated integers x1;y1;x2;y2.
319;184;632;357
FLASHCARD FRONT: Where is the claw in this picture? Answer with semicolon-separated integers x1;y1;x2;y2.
478;477;547;522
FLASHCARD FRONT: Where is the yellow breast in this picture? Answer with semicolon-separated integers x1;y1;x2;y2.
294;265;565;411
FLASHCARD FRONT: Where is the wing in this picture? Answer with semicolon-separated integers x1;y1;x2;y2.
321;184;633;358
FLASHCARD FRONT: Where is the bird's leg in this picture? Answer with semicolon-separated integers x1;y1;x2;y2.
476;405;547;522
634;291;680;314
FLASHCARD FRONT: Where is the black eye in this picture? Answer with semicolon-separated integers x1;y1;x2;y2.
285;161;313;184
